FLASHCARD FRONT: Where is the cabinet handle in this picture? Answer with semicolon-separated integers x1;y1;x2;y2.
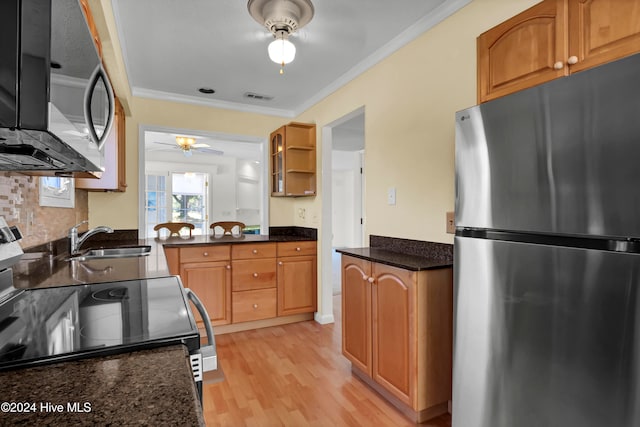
296;247;301;251
203;252;209;257
252;249;258;254
278;261;283;266
567;56;578;65
553;61;564;70
226;265;231;269
253;272;259;278
253;304;258;309
367;277;375;284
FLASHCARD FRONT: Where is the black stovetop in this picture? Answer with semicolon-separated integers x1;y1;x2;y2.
0;276;199;372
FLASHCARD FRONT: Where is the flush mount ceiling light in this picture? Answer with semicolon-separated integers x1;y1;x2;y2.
248;0;314;74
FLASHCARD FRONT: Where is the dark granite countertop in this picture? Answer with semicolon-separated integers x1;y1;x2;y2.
0;345;204;426
13;227;317;290
336;247;452;271
336;235;453;271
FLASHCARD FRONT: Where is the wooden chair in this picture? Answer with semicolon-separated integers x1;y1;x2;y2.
153;222;195;237
210;221;245;236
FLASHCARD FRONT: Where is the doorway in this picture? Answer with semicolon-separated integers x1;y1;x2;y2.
319;107;365;324
138;125;269;238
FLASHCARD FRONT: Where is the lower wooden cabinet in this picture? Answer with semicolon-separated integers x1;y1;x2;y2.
341;255;453;422
232;288;277;323
180;260;232;327
164;240;317;332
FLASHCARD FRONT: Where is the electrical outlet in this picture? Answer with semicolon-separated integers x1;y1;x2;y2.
446;211;455;234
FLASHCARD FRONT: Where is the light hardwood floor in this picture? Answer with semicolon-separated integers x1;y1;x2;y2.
202;296;451;426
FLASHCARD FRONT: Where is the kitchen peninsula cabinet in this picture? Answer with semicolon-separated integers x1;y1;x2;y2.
178;245;232;327
163;238;317;334
270;122;316;197
341;255;452;422
277;241;317;316
231;243;277;322
477;0;640;103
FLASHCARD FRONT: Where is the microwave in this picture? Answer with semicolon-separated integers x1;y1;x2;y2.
0;0;114;175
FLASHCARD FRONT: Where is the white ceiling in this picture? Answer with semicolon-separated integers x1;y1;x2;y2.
112;0;470;118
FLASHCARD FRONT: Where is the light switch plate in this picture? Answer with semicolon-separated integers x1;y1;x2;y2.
387;187;396;205
446;211;455;234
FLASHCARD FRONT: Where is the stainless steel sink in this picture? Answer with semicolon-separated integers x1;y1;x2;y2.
69;245;151;261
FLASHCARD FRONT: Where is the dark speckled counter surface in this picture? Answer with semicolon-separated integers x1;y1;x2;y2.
336;234;453;271
1;345;204;426
13;227;317;290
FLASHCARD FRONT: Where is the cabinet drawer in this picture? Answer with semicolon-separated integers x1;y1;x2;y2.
232;288;277;323
232;243;277;260
277;241;316;257
232;258;277;291
180;245;230;263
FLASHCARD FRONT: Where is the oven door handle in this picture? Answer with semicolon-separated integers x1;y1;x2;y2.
184;288;217;372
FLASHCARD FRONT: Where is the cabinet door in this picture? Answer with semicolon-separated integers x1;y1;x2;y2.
277;255;317;316
180;261;231;326
477;0;568;103
371;263;416;406
568;0;640;73
341;256;372;375
271;127;285;195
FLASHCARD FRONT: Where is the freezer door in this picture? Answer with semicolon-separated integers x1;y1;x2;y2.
453;236;640;427
455;53;640;239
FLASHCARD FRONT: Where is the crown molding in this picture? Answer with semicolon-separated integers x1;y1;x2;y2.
293;0;471;116
132;87;296;118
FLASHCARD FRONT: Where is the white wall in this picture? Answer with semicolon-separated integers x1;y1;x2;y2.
332;150;362;248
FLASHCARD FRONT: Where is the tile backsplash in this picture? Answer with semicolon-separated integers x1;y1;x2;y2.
0;173;88;249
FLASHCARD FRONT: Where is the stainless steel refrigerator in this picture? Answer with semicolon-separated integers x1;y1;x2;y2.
453;52;640;427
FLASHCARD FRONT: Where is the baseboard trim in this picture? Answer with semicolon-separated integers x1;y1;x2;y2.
210;313;314;335
314;312;335;325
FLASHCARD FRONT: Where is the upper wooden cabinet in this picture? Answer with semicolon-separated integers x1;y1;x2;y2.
76;97;127;191
477;0;640;103
270;122;316;197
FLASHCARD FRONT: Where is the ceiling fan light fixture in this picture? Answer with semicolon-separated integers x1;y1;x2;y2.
268;33;296;69
175;136;196;151
247;0;313;74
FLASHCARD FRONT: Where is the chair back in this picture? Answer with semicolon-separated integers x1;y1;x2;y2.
154;222;195;237
210;221;245;236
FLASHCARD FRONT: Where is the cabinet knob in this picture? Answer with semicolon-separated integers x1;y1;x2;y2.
567;56;578;65
553;61;564;70
252;249;258;254
253;272;259;278
367;277;375;284
278;261;283;266
253;304;258;309
203;252;208;257
296;247;301;251
226;265;231;269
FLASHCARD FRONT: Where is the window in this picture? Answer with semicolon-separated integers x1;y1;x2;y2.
144;172;209;237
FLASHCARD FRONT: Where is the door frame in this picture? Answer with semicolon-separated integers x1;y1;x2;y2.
318;106;365;325
138;124;269;238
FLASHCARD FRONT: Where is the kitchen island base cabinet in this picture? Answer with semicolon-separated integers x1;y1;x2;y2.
164;240;317;334
180;260;231;327
341;255;452;423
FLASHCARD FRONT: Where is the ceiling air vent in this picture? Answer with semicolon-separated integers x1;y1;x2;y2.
244;92;274;101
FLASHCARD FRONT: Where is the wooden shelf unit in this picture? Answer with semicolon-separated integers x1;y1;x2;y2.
270;122;316;197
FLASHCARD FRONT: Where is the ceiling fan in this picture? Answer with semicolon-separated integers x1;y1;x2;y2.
153;136;224;157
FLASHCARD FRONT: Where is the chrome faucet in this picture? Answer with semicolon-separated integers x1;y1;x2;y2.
69;220;114;255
